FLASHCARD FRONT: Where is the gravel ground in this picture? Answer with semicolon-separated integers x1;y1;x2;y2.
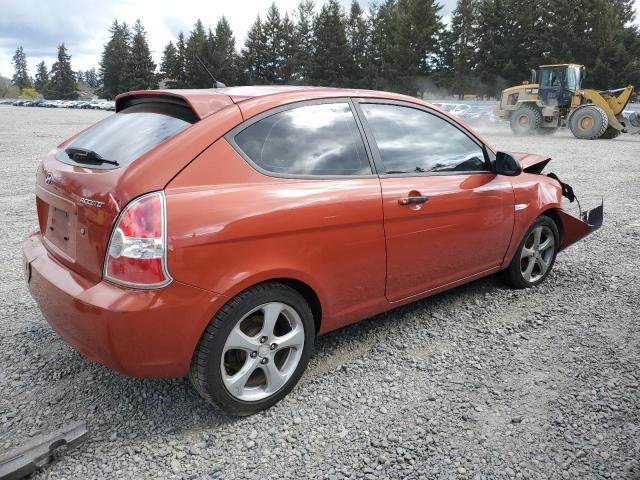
1;105;639;479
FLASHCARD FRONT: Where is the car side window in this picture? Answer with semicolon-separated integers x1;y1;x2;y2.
233;102;371;176
360;103;488;175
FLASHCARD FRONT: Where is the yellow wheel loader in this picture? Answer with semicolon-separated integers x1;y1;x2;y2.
495;64;640;139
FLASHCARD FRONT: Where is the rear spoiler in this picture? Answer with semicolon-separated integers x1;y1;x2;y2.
115;90;234;119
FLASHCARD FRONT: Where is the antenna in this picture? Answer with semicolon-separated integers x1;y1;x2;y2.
196;56;226;88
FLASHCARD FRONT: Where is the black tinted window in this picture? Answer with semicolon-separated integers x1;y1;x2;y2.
61;105;194;168
234;103;371;176
361;104;487;174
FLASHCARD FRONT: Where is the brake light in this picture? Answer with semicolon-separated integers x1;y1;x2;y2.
104;191;172;288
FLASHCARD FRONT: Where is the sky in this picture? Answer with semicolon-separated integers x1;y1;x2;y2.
0;0;458;79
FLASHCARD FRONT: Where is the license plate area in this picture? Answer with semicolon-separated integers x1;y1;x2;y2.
37;186;78;262
43;206;77;260
47;207;70;241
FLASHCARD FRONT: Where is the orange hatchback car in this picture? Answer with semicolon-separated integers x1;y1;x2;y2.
23;86;602;415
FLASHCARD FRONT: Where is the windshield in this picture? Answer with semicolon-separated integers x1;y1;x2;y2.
540;67;564;88
59;103;195;168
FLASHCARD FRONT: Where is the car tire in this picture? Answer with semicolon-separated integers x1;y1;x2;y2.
190;282;315;416
569;105;608;139
510;105;542;135
504;215;560;289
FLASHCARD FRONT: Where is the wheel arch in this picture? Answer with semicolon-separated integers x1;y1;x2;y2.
273;278;323;334
541;208;563;243
214;275;324;334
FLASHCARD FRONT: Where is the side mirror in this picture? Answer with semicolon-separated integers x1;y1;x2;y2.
495;151;522;176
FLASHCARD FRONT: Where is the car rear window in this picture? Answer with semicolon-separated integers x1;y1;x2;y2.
58;102;196;169
232;102;371;176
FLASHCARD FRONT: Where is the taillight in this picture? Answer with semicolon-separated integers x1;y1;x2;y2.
104;191;172;288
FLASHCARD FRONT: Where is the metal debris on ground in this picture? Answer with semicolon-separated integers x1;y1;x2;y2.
0;422;88;480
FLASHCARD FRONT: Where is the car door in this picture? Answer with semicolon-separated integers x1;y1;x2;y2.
182;99;387;330
355;100;515;302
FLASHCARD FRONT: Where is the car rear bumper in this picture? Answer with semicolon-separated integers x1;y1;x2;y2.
23;231;224;378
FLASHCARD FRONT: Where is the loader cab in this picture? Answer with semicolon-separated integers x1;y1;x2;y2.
538;64;584;107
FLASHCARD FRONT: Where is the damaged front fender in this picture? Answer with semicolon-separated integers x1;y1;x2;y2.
505;154;603;266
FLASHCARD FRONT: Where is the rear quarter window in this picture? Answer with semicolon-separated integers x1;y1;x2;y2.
231;102;371;176
59;102;196;168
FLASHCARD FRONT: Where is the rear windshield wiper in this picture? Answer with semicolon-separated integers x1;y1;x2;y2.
65;147;119;166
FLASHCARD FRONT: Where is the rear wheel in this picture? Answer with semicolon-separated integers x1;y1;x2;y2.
504;216;559;289
190;283;315;416
600;126;621;139
569;105;608;139
510;105;542;135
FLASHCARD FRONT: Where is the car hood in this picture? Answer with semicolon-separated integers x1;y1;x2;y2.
513;152;552;174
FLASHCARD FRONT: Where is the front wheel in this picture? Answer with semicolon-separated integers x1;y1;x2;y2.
569;105;608;139
504;216;559;288
190;283;315;416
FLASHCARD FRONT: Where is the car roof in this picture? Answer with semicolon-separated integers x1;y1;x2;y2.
116;86;429;119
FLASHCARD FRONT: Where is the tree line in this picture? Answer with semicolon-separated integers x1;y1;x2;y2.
11;44;79;99
8;0;640;101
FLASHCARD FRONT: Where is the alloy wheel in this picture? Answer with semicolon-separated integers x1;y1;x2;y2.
520;225;555;283
221;302;305;402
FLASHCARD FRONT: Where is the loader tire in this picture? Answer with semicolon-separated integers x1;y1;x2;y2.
569;105;608;139
510;105;542;135
600;126;621;139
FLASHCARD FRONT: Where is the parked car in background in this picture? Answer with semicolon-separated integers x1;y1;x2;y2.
432;102;472;115
0;99;115;110
454;105;495;125
23;86;602;416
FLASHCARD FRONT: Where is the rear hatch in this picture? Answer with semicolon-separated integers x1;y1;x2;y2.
36;92;234;282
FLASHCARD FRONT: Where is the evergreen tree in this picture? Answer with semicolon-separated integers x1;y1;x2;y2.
176;33;188;87
391;0;444;95
161;41;181;87
262;3;285;83
291;0;316;83
184;20;213;87
475;0;547;96
85;67;99;88
77;70;85;83
447;0;479;99
367;2;395;90
242;16;268;84
34;61;49;96
311;0;351;86
212;17;238;85
280;13;296;83
346;0;370;87
99;20;131;99
12;46;31;90
475;0;511;96
125;19;157;90
544;0;640;88
48;43;79;99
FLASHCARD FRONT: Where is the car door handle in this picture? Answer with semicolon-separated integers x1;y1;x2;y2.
398;196;428;205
